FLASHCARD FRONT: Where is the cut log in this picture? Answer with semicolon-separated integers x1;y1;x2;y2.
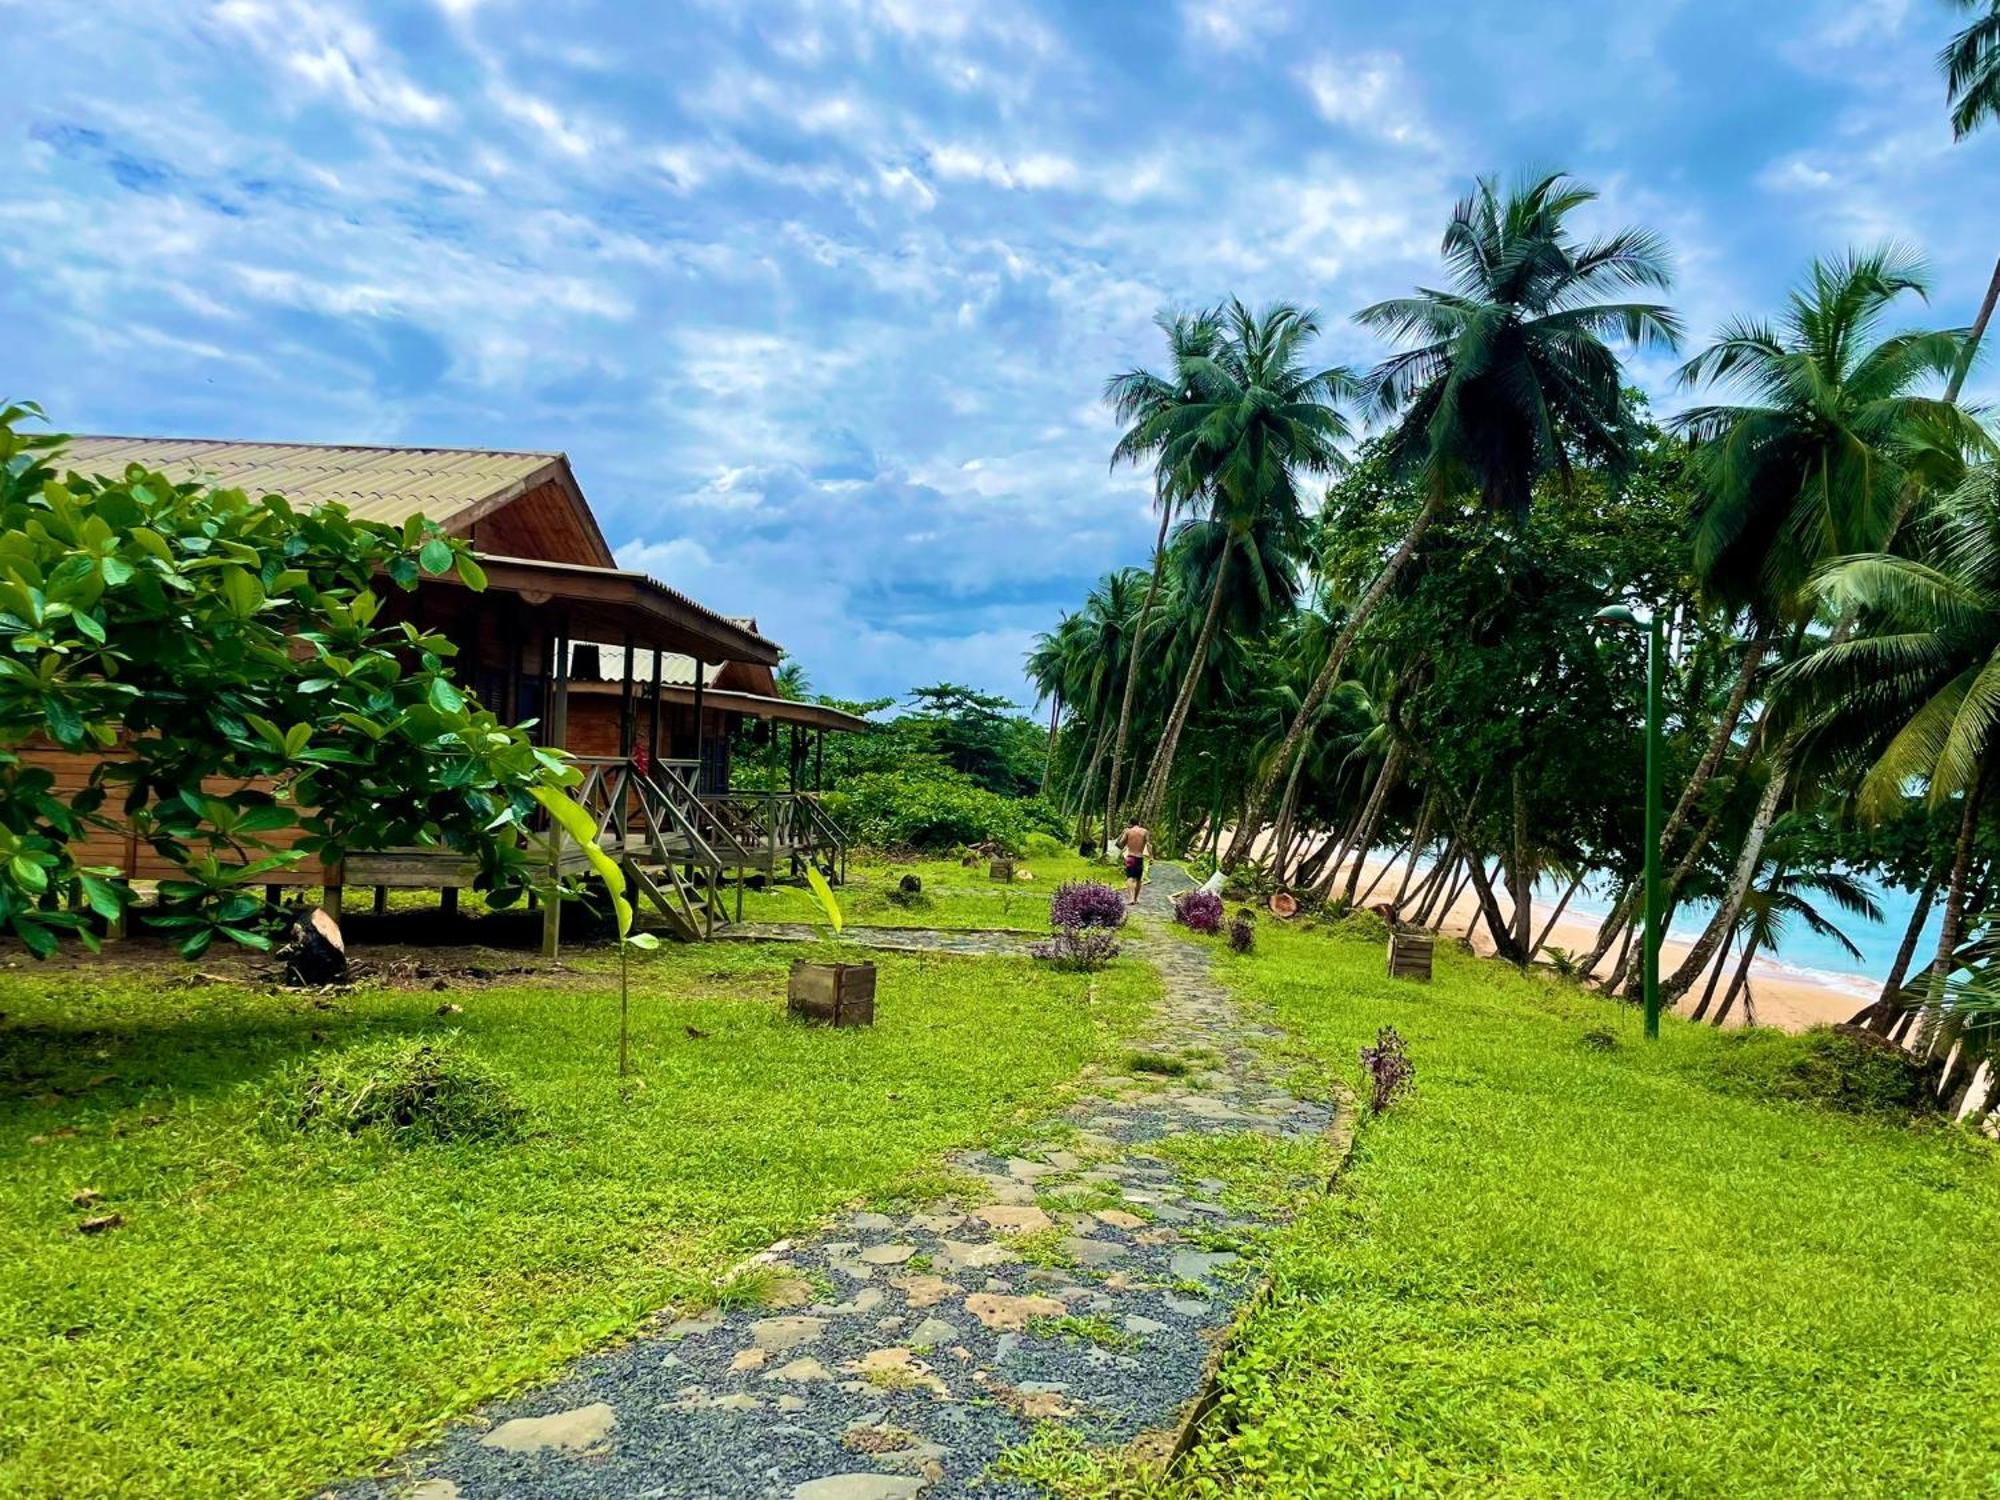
279;907;348;986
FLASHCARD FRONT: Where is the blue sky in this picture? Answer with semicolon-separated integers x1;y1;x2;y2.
5;0;1996;706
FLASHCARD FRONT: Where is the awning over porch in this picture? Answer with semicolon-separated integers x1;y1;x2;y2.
437;554;780;664
569;675;870;734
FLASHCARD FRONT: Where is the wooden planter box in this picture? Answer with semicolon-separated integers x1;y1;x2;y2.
1387;927;1434;983
788;960;877;1026
989;858;1015;883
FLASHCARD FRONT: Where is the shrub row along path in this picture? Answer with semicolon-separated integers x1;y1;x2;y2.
344;868;1342;1500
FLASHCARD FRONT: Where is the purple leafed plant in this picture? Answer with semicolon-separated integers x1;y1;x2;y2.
1172;889;1224;934
1049;880;1128;930
1358;1025;1414;1115
1030;925;1121;972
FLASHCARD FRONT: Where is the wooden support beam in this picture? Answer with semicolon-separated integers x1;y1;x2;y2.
691;664;706;793
618;632;635;757
648;646;663;764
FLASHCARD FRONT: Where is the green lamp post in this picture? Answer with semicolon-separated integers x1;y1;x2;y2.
1595;604;1664;1040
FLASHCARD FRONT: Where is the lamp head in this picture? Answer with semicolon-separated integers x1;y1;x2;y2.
1594;604;1642;628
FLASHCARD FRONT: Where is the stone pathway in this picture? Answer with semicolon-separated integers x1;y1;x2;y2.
342;869;1340;1500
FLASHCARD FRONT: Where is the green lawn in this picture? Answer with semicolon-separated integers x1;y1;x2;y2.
1155;920;2000;1498
737;851;1120;931
0;939;1157;1498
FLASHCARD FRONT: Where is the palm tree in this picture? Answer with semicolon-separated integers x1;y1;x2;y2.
1223;171;1679;869
1125;299;1358;832
1941;1;2000;401
1696;856;1881;1026
1101;308;1225;846
1661;248;1981;1001
1779;463;2000;1028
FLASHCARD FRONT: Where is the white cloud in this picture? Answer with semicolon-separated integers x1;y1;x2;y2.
1296;52;1437;148
1179;0;1291;54
211;0;449;125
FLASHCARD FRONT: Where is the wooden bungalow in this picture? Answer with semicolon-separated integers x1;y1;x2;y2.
40;437;866;945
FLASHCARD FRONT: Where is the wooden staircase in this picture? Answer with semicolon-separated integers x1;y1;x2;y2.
559;757;846;943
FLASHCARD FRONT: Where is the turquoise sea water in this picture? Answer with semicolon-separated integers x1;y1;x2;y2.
1559;874;1932;997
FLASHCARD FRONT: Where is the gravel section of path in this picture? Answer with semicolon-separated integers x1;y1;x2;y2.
339;867;1340;1500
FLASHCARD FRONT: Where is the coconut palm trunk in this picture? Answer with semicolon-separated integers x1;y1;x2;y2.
1918;759;1991;1049
1221;491;1446;870
1101;503;1173;843
1339;744;1404;906
1133;540;1233;832
1858;867;1942;1030
1531;874;1583;959
1663;752;1792;1003
1689;934;1734;1022
1945;256;2000;405
1712;932;1762;1026
1070;721;1112;846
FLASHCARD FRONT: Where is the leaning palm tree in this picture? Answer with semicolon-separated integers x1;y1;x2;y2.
1660;248;1982;1002
1778;463;2000;1029
1126;299;1358;832
1940;2;2000;400
1223;171;1679;869
1101;308;1225;847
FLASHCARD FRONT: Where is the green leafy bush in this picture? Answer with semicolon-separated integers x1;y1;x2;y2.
1697;1026;1932;1118
1022;831;1066;859
0;404;575;957
266;1033;525;1145
822;767;1062;852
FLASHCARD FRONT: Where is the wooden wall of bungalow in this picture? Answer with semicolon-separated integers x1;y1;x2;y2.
22;437;784;896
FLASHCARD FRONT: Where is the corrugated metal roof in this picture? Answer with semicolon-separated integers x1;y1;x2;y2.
571;620;760;686
62;436;564;529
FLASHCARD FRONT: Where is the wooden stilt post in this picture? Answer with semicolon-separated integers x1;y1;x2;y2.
691;663;706;794
648;647;663;765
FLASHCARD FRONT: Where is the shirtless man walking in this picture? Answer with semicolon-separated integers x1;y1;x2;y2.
1119;821;1151;905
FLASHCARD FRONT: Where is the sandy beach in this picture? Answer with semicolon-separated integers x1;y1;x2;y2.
1243;841;1874;1033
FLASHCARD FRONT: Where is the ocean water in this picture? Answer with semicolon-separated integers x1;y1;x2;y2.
1556;874;1931;998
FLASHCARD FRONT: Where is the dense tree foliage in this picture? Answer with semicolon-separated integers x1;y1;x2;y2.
0;406;575;956
1036;148;2000;1122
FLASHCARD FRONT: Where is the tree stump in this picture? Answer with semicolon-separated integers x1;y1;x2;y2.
989;858;1015;883
280;907;348;986
788;960;876;1026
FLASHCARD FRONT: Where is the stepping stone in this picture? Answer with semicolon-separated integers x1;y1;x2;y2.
850;1211;898;1231
1166;1293;1213;1316
409;1483;458;1500
908;1316;959;1346
1004;1157;1058;1181
663;1311;724;1340
973;1174;1038;1206
1059;1236;1126;1267
791;1478;924;1500
822;1287;886;1317
777;1394;809;1412
730;1347;769;1373
766;1357;834;1383
764;1277;817;1308
911;1211;965;1232
847;1347;947;1395
1124;1313;1168;1336
973;1204;1054;1234
712;1392;763;1412
1136;1227;1180;1246
1092;1209;1146;1230
937;1238;1015;1271
1044;1150;1084;1170
964;1292;1066;1331
858;1243;917;1266
750;1316;828;1352
479;1402;615;1455
890;1273;957;1308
